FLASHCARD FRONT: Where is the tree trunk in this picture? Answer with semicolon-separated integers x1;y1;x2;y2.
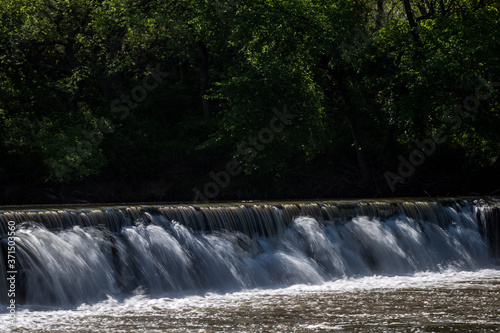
374;1;383;31
403;0;421;45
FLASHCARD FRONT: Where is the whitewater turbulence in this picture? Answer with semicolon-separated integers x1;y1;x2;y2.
0;199;498;307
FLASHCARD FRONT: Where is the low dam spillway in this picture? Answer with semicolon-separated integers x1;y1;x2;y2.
0;198;499;308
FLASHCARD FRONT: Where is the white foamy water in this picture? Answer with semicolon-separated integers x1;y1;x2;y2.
5;212;492;304
1;201;499;332
2;269;500;332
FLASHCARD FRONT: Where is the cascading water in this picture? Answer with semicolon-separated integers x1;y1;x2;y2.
0;198;499;308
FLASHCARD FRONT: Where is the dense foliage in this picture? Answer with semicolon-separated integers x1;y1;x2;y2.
0;0;499;203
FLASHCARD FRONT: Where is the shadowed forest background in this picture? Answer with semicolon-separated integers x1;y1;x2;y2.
0;0;499;204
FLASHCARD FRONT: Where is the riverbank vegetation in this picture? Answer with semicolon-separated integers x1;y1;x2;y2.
1;0;499;204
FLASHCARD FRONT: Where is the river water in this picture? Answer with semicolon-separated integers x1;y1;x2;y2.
0;200;499;332
2;269;500;332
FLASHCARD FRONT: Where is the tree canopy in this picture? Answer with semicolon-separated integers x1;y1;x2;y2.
0;0;499;203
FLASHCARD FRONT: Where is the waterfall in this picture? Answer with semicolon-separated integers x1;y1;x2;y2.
0;198;498;307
